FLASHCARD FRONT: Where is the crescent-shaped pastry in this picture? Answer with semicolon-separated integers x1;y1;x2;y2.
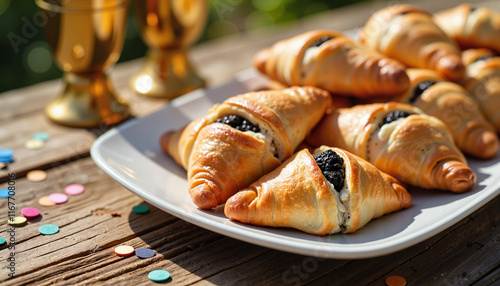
393;68;498;159
224;147;411;235
359;4;465;82
462;48;500;134
253;30;410;98
434;4;500;54
160;86;332;209
306;102;476;192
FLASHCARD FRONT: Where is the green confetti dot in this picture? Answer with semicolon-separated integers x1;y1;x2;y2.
148;270;170;282
39;224;59;235
0;237;5;245
132;204;149;214
33;131;50;142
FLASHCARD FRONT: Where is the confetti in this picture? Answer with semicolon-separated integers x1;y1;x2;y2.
136;248;155;259
0;188;9;198
385;275;407;286
24;138;45;150
148;270;170;282
27;170;47;182
38;196;56;206
0;237;5;245
32;131;50;142
64;184;85;195
0;148;14;163
132;204;149;214
39;224;59;235
21;207;41;218
49;193;68;204
8;216;27;225
114;245;135;256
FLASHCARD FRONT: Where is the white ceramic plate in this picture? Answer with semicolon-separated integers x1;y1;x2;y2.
91;68;500;259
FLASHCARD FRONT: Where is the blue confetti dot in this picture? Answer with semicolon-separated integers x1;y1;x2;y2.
148;270;170;282
0;188;9;198
0;148;14;163
136;248;155;259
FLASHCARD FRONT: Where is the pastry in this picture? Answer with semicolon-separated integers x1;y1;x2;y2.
359;4;465;82
434;4;500;54
462;48;500;134
306;102;476;192
253;30;410;98
379;68;498;159
160;86;332;209
224;146;412;235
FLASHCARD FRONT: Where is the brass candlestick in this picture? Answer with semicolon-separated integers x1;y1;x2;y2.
36;0;130;127
130;0;207;99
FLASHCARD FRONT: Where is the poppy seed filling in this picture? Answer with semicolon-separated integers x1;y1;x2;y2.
380;111;411;127
473;54;494;64
409;80;437;103
216;115;260;133
314;149;345;192
310;36;334;47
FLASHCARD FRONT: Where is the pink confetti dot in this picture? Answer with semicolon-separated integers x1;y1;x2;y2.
21;207;40;218
49;193;68;204
64;184;85;196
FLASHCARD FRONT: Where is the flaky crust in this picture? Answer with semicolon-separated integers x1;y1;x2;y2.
434;4;500;54
224;147;411;235
160;87;332;209
397;69;498;159
253;30;409;98
359;4;465;82
462;49;500;134
306;103;476;192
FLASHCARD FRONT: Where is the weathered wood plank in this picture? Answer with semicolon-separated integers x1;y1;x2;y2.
0;112;94;183
0;0;499;285
1;155;498;285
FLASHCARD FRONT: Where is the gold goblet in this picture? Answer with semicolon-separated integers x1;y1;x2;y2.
130;0;207;99
36;0;130;127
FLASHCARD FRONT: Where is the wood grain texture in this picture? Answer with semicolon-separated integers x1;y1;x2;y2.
0;0;499;285
1;156;498;285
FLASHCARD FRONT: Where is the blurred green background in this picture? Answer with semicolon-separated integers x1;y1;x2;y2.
0;0;373;93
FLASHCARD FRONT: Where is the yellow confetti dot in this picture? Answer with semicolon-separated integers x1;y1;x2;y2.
114;245;135;256
8;216;27;225
24;138;44;150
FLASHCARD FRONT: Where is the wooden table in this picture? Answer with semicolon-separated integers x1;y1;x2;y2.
1;0;499;285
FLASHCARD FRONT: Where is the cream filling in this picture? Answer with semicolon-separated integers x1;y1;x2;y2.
324;176;349;234
300;47;320;82
367;118;406;162
302;46;318;66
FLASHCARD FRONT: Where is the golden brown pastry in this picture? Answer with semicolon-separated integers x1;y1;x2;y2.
359;4;465;82
390;68;498;159
462;48;500;134
253;30;410;98
160;86;332;209
306;102;476;192
434;4;500;54
224;147;411;235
